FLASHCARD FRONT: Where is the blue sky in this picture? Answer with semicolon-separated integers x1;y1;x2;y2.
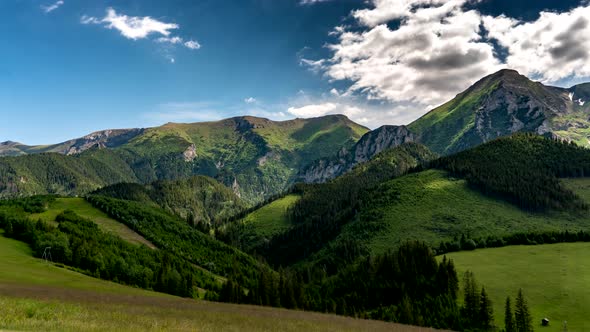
0;0;588;144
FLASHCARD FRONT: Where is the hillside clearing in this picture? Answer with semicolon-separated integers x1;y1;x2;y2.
239;194;300;251
29;198;155;249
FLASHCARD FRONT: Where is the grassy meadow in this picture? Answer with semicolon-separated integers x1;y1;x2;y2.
445;243;590;331
0;231;442;332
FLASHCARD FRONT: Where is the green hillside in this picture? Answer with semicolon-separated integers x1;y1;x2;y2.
353;169;590;254
431;133;590;211
245;135;590;277
0;233;436;332
445;243;590;331
0;115;368;204
0;194;265;297
258;143;437;267
0;149;138;198
86;195;267;289
219;194;300;252
93;176;246;228
0;230;162;295
29;197;155;248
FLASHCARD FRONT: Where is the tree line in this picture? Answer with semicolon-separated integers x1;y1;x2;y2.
438;230;590;255
430;133;590;211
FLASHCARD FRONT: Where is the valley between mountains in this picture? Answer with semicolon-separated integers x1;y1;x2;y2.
3;69;590;331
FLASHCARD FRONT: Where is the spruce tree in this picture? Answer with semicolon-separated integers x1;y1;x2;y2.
505;296;515;332
515;289;533;332
479;287;494;330
462;271;479;325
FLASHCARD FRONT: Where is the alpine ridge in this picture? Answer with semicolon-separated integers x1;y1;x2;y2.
0;115;368;202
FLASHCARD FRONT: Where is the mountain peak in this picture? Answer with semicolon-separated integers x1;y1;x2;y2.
0;141;20;146
409;69;572;155
490;68;521;77
473;69;531;89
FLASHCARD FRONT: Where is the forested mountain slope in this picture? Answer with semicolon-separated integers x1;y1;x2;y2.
0;149;139;197
93;176;246;229
240;143;436;265
245;135;590;275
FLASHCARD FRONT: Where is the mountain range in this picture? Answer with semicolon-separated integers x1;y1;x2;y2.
303;69;590;182
2;69;590;199
0;115;367;202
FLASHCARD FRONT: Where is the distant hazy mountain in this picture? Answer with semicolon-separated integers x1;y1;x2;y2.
0;129;145;157
0;115;368;202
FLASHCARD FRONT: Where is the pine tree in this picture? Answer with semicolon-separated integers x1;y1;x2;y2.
479;287;494;330
505;297;515;332
462;271;479;326
515;289;533;332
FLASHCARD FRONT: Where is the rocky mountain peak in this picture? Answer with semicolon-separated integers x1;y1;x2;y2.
409;69;576;154
300;125;415;183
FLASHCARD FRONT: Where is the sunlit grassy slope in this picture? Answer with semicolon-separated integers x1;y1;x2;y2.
29;197;155;248
238;194;300;251
444;243;590;332
0;233;441;332
355;170;590;255
0;231;161;295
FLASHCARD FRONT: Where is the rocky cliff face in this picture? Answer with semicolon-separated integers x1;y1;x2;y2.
300;125;415;183
61;129;145;155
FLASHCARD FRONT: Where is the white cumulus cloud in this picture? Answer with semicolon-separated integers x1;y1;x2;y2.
157;37;201;50
483;6;590;82
156;36;183;44
184;40;201;50
306;0;590;120
287;102;365;119
319;0;501;106
81;8;201;60
83;7;179;40
41;0;64;13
